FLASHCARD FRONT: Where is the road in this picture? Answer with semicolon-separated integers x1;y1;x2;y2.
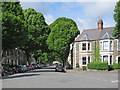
1;66;118;88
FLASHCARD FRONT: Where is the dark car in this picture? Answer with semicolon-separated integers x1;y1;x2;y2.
55;64;65;72
31;64;38;69
18;65;25;73
9;65;19;74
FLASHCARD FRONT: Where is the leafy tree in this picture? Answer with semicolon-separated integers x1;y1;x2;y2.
22;8;50;64
113;1;120;39
2;2;26;50
47;17;80;67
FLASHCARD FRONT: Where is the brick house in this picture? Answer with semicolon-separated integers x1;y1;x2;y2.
72;19;120;68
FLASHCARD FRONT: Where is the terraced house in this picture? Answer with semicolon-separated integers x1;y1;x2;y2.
72;19;120;68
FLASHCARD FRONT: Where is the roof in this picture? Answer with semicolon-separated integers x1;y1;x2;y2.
75;27;115;42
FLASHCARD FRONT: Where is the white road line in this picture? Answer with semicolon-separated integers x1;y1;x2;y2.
111;80;118;83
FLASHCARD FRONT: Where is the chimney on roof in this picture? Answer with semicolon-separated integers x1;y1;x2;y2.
98;19;103;29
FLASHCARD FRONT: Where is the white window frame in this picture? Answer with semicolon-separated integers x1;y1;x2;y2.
82;56;87;65
117;40;120;51
82;43;86;51
103;41;109;50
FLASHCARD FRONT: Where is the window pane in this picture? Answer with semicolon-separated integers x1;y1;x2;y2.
82;57;86;65
82;43;86;50
118;40;120;50
88;43;90;50
88;56;90;63
103;41;108;50
110;41;113;50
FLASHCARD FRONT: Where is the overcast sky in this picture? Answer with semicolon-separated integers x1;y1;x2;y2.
20;1;117;33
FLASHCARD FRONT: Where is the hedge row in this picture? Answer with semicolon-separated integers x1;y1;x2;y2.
87;61;120;70
87;61;108;70
112;63;120;69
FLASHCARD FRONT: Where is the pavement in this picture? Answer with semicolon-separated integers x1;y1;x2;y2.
1;66;119;88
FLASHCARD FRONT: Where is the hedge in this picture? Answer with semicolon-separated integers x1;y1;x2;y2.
113;62;120;69
87;61;108;70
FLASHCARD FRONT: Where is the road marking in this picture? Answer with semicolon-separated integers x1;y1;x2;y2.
111;80;118;83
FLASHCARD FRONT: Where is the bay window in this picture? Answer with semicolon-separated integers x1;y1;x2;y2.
103;41;108;50
82;43;86;50
110;41;113;50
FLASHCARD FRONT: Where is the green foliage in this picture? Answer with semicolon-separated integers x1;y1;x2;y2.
37;51;62;64
2;2;26;50
76;63;79;66
87;61;108;70
22;8;50;64
22;8;50;52
47;17;80;65
113;63;120;69
92;41;100;62
113;1;120;39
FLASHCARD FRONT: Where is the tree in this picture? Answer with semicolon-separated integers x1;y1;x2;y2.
22;8;50;64
2;2;26;50
47;17;80;67
113;1;120;39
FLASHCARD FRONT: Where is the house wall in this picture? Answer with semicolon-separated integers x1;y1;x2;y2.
2;49;27;65
72;39;120;68
114;39;120;63
73;42;79;68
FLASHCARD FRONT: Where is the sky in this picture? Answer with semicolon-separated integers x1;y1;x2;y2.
20;1;117;33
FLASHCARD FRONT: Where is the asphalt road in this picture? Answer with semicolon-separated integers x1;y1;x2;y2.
1;66;119;88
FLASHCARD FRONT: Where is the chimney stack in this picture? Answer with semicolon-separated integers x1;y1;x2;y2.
98;19;103;29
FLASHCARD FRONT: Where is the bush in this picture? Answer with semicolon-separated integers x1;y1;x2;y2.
113;63;120;69
87;61;108;70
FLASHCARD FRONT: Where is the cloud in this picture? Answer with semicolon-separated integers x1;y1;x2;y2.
20;2;50;15
75;17;115;33
44;14;55;25
75;18;97;32
79;2;116;18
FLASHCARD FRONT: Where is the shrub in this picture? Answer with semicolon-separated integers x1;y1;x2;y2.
87;61;108;70
96;62;108;70
113;63;120;69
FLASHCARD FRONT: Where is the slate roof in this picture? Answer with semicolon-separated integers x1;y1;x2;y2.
75;27;115;41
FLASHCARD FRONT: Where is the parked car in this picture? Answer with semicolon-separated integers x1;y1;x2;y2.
26;65;31;71
23;65;28;72
0;66;4;77
30;65;34;70
55;64;65;72
31;64;38;69
9;65;19;74
18;65;25;73
3;65;13;75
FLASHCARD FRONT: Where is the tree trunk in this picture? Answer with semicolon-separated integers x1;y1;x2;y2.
26;51;30;65
34;56;38;63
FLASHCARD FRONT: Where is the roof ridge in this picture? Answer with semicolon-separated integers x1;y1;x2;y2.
85;27;114;31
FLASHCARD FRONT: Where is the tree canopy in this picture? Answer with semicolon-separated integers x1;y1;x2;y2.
2;2;26;50
113;1;120;39
47;17;80;66
22;8;50;63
